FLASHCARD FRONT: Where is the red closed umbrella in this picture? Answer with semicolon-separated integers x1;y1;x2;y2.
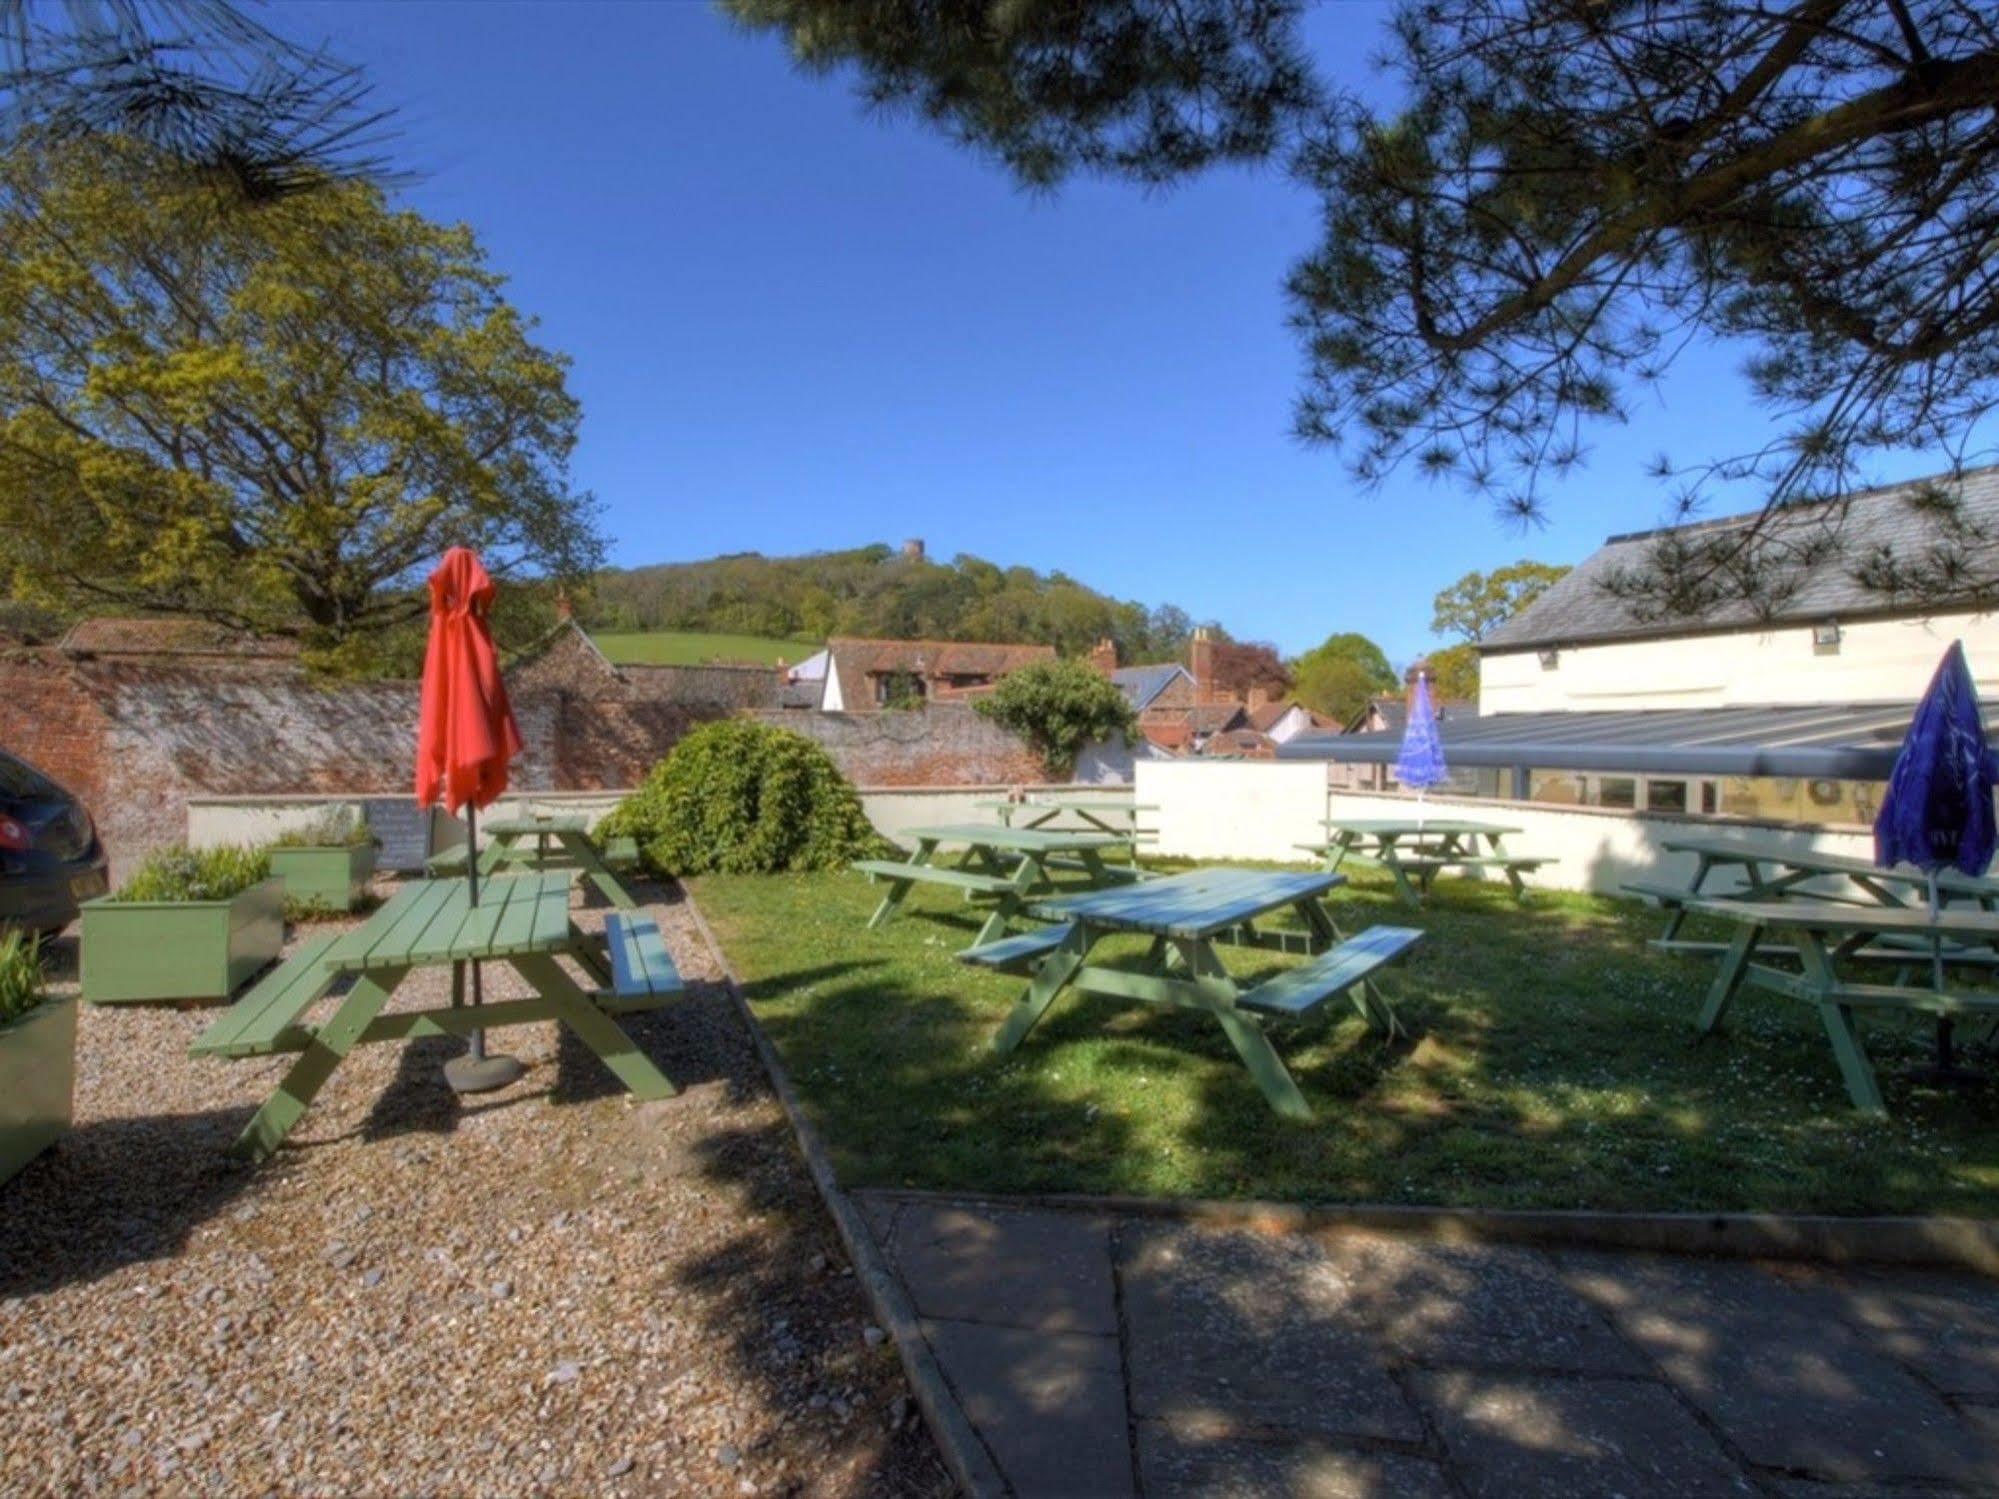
415;546;525;1093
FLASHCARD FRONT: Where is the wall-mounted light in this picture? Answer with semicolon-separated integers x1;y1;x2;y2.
1537;647;1560;670
1812;620;1842;655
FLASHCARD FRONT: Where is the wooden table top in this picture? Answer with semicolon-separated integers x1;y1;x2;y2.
1031;867;1343;938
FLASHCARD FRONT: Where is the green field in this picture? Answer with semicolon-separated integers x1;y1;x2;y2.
591;630;818;667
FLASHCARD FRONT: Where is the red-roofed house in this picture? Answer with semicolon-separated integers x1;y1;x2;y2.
819;637;1055;711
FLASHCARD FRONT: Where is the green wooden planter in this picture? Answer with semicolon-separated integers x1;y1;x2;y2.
0;995;76;1187
269;843;377;913
80;877;285;1004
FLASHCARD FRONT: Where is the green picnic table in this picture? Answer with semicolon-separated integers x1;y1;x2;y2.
956;867;1422;1119
974;798;1158;861
1299;817;1549;907
1685;896;1999;1114
190;873;683;1163
1630;836;1999;955
853;823;1136;946
426;812;640;910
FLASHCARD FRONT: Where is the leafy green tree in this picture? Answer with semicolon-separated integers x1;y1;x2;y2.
1422;643;1480;702
0;135;600;662
1430;561;1571;643
730;0;1999;613
1290;631;1396;724
974;658;1136;777
600;720;884;875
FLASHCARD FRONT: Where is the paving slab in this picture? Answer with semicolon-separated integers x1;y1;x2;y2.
1557;1250;1999;1484
1329;1232;1646;1374
1410;1369;1755;1498
1136;1422;1445;1499
853;1188;902;1252
1835;1269;1999;1397
892;1202;1117;1334
921;1319;1132;1498
1119;1224;1424;1445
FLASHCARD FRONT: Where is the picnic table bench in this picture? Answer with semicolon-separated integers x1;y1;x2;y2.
957;867;1422;1120
1684;896;1999;1114
1627;837;1999;960
1299;817;1550;907
424;812;640;909
191;873;683;1162
855;823;1136;946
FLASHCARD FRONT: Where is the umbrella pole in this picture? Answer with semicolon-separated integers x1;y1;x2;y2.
444;802;524;1095
1929;870;1957;1076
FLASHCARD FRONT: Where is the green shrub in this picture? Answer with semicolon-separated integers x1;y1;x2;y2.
0;929;44;1022
112;844;272;903
270;812;375;848
974;658;1138;776
602;720;884;875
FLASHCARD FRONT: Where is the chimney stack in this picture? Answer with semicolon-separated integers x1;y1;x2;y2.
902;538;926;561
1088;637;1118;675
553;590;574;623
1189;626;1217;697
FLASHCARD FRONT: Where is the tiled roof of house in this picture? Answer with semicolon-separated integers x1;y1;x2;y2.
824;636;1055;709
1245;701;1328;734
1111;662;1193;711
1344;695;1478;735
1484;463;1999;651
1198;728;1275;758
59;616;300;660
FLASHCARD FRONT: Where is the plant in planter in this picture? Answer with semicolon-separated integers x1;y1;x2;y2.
1;929;75;1184
81;844;283;1004
268;813;378;916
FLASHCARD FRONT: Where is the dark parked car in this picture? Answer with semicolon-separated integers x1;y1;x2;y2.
0;749;108;935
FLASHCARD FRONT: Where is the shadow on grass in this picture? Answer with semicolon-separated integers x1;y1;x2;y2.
694;865;1999;1217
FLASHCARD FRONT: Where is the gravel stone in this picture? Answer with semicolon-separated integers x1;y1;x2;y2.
0;883;952;1498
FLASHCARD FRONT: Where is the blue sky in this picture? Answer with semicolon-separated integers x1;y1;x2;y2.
287;1;1955;664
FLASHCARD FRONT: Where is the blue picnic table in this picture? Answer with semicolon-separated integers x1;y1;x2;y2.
956;867;1424;1119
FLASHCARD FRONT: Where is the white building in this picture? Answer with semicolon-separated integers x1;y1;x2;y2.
1282;463;1999;825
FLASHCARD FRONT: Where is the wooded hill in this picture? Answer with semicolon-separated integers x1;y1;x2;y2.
586;545;1208;661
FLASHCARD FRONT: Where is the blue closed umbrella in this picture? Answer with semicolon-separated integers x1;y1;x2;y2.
1873;640;1997;1077
1395;672;1450;826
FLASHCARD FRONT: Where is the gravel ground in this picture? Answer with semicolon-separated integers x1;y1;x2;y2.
0;879;953;1499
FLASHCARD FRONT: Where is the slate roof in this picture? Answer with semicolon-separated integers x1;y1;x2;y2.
59;616;299;661
1483;463;1999;652
824;636;1055;709
1346;695;1478;735
1111;662;1193;711
1281;700;1938;780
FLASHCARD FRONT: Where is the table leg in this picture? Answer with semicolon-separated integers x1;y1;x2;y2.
867;839;936;929
511;952;677;1100
232;967;408;1163
977;852;1048;946
560;831;637;910
1180;940;1313;1121
992;927;1089;1055
1794;932;1889;1115
1293;894;1344;953
1377;835;1422;908
1694;923;1757;1036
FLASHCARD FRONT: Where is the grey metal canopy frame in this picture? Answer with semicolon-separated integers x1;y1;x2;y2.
1275;701;1950;781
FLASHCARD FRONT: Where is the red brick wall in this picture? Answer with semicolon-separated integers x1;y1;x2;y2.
754;705;1044;787
0;649;111;818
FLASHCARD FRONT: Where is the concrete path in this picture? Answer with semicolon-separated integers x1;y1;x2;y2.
855;1192;1999;1498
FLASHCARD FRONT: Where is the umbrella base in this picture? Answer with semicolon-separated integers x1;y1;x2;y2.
444;1053;526;1094
1904;1063;1987;1090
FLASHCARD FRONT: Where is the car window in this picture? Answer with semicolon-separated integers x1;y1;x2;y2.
0;751;62;800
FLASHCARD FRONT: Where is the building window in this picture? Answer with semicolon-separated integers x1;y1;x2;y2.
874;671;926;707
1644;779;1688;814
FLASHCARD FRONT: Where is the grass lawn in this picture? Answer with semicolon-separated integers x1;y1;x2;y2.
591;629;817;666
692;864;1999;1217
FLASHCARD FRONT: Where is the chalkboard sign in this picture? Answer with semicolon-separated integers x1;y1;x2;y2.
361;798;436;873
